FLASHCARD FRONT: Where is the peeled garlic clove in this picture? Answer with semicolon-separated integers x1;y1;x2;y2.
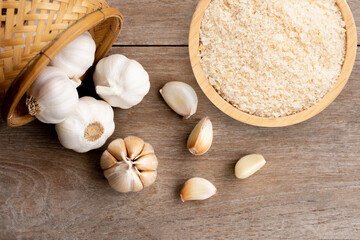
180;177;217;202
139;171;157;187
160;81;198;119
107;138;127;161
187;117;213;156
134;154;158;171
124;136;145;159
235;154;266;179
100;150;118;170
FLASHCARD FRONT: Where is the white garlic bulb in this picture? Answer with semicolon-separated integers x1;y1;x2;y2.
55;97;115;153
160;81;198;119
100;136;158;193
26;66;79;124
50;31;96;82
93;54;150;109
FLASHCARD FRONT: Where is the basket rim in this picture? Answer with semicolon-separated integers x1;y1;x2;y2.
2;7;123;127
188;0;357;127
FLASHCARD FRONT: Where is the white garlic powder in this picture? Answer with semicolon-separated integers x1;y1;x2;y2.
200;0;346;118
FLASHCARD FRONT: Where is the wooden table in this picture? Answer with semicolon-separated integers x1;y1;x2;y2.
1;1;360;239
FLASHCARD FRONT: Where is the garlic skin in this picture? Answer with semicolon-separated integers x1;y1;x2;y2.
93;54;150;109
100;136;158;193
26;66;79;124
160;81;198;119
235;154;266;179
187;117;213;155
180;177;217;202
50;31;96;82
55;97;115;153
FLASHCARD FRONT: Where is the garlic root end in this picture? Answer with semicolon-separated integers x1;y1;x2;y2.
26;96;41;116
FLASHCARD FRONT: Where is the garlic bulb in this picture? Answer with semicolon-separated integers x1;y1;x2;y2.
26;66;79;124
55;97;115;153
180;177;217;202
187;117;213;155
100;136;158;193
160;81;198;119
50;31;96;82
93;54;150;109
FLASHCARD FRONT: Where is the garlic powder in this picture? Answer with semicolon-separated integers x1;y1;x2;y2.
200;0;346;118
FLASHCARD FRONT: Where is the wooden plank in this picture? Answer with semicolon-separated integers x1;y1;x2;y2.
110;0;197;45
0;46;359;239
348;0;360;45
111;0;360;45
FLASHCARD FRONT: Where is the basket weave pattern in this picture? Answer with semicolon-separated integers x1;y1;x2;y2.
0;0;122;127
0;0;109;90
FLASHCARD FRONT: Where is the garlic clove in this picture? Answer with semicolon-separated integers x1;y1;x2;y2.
100;150;118;170
180;177;217;202
139;142;155;157
124;136;145;159
134;154;158;171
187;117;213;156
139;171;157;187
107;138;127;162
130;167;144;192
106;171;131;193
103;162;127;178
160;81;198;119
235;154;266;179
104;164;143;193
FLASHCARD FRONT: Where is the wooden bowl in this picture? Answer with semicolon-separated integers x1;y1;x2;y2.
0;0;123;127
189;0;357;127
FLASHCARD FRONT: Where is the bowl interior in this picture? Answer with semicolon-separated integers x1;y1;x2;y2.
189;0;357;127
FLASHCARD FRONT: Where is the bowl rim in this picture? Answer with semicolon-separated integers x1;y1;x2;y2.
189;0;357;127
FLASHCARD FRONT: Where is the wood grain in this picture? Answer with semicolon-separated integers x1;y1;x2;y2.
110;0;360;46
1;46;359;239
189;0;357;127
108;0;198;45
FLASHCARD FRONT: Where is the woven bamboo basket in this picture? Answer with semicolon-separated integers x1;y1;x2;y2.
0;0;123;127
